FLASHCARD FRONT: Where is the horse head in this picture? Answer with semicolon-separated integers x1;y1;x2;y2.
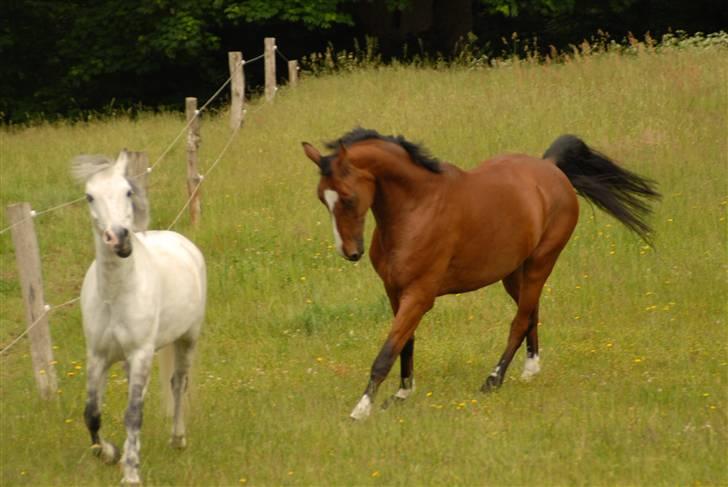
72;150;149;258
302;141;374;262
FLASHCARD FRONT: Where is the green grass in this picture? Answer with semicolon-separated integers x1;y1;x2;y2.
1;44;727;486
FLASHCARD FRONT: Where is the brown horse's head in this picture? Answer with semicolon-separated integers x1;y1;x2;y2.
302;141;374;262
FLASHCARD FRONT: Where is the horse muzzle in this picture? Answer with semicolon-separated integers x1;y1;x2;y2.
344;238;365;262
345;250;363;262
103;227;132;258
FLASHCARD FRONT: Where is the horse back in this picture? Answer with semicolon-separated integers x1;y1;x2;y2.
435;154;578;293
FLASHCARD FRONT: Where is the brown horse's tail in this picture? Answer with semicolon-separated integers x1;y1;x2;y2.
544;134;661;244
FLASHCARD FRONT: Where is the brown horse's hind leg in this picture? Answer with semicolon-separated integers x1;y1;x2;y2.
398;336;415;393
381;336;415;410
502;269;541;380
521;306;541;380
483;250;560;392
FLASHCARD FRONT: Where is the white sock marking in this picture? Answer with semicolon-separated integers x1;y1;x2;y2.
350;394;372;420
394;378;415;399
521;354;541;380
323;189;343;256
394;388;412;399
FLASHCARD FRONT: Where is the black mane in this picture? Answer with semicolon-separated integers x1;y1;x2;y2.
322;127;442;175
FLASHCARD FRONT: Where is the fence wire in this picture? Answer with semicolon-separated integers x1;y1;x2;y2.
167;126;241;230
275;47;290;63
1;54;267;236
1;49;274;356
0;297;81;356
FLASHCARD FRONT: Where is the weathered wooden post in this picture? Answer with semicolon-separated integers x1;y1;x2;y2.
185;97;202;226
228;51;245;130
288;60;298;87
126;151;150;231
6;203;58;399
126;151;149;193
264;37;276;101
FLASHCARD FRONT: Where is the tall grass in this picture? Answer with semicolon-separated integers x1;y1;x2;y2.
1;39;726;486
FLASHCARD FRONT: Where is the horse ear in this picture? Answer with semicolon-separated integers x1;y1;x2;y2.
337;141;351;175
337;141;348;158
302;142;322;167
115;149;130;176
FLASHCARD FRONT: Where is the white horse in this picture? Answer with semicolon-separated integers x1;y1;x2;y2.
73;150;206;485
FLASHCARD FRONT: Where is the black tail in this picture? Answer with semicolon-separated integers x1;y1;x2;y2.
544;134;661;244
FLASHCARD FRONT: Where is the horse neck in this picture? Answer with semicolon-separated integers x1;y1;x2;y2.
93;232;138;302
352;146;442;230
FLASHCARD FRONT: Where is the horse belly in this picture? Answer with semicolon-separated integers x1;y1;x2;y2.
144;232;207;348
439;248;526;295
439;183;544;295
155;279;205;347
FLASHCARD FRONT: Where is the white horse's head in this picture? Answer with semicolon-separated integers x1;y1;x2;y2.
72;150;149;258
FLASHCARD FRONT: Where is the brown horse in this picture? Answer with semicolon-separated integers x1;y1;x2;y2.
302;128;659;420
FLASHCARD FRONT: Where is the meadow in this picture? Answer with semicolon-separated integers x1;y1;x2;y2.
1;39;726;485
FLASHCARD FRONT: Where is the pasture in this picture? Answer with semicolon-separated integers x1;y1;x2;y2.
1;42;726;485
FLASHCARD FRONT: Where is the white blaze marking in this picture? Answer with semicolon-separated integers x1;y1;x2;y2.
323;189;344;256
350;394;372;420
521;354;541;380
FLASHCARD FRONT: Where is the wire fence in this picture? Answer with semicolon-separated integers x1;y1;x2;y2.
0;51;275;236
0;297;81;356
1;42;293;357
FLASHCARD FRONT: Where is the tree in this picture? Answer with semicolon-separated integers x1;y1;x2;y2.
1;0;724;122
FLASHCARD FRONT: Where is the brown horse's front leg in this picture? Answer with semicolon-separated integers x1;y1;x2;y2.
350;294;433;420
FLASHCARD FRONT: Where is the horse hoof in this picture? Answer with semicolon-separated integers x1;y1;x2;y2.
91;442;120;465
350;394;372;421
382;386;415;410
521;355;541;380
170;435;187;449
481;375;502;393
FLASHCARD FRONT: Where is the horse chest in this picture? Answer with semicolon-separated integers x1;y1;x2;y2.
370;238;447;291
87;300;159;351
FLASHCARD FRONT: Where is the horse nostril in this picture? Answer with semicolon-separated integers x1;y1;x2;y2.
121;228;129;238
348;252;361;261
103;230;113;243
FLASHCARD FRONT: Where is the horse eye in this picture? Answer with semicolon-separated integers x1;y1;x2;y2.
126;190;133;197
86;194;94;203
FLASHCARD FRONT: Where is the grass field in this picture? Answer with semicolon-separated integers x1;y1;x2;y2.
1;41;727;486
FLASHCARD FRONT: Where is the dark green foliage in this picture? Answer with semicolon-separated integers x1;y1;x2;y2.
0;0;725;123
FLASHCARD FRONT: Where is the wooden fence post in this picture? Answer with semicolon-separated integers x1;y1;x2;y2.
264;37;276;101
6;202;58;400
288;60;298;87
228;51;245;131
185;97;202;226
126;151;150;231
126;151;149;195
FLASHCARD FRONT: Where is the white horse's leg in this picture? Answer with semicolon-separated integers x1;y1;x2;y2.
170;340;195;449
121;348;153;485
84;354;119;464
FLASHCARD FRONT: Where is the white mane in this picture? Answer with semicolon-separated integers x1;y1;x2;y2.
71;154;116;183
